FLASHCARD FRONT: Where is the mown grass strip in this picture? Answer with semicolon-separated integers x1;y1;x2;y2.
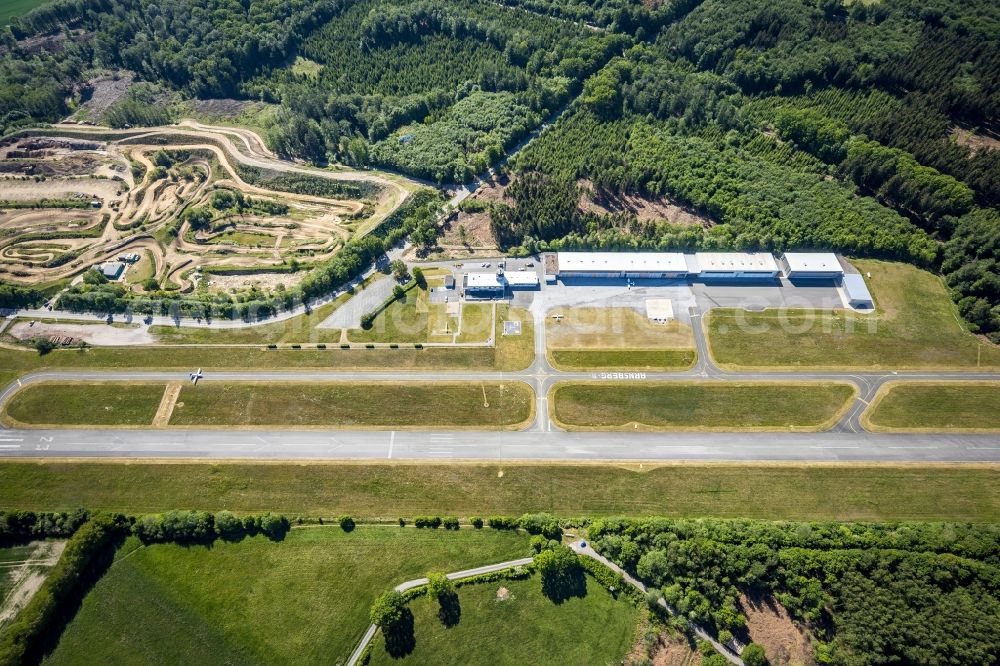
170;381;534;429
863;381;1000;432
549;349;696;371
3;382;165;427
551;381;856;431
1;462;998;522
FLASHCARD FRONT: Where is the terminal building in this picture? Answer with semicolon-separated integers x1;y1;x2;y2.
464;272;504;296
778;252;844;279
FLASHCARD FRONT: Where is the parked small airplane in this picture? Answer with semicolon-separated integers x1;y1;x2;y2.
190;368;204;384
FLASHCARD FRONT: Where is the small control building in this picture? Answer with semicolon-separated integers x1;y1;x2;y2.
842;274;874;309
464;272;504;297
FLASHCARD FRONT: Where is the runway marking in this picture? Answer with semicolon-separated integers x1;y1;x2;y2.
0;438;24;442
0;444;22;449
388;431;395;459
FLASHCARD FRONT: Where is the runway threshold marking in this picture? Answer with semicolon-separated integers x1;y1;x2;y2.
388;431;395;459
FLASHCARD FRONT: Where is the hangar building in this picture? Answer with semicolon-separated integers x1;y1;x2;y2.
842;274;874;309
779;252;844;279
503;271;539;289
556;252;690;279
694;252;779;280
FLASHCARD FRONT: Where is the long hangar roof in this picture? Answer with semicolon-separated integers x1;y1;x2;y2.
558;251;688;273
782;252;842;273
695;252;779;273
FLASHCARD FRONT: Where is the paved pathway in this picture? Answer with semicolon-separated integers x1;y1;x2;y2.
345;556;534;666
569;540;742;665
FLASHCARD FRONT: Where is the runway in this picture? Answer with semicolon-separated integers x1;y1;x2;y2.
1;425;999;462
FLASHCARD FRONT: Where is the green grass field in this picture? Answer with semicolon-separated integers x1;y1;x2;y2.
2;462;997;522
551;382;855;431
348;286;475;344
549;349;696;371
148;283;359;345
0;0;49;26
706;260;1000;369
170;382;533;428
864;382;1000;432
368;575;639;666
45;527;531;665
547;306;695;371
0;307;534;380
2;381;533;428
3;383;164;427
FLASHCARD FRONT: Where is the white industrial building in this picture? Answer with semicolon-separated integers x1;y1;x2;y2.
693;252;779;280
842;274;874;309
503;271;539;289
464;272;504;295
97;261;125;280
779;252;844;279
556;252;690;279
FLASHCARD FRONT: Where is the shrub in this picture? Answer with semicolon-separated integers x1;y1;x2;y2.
442;517;460;530
370;590;406;628
412;266;426;289
414;516;442;529
519;512;562;540
360;312;375;329
32;337;56;355
742;643;768;666
535;546;586;603
718;629;733;645
427;572;453;598
392;284;406;301
259;513;290;540
338;515;356;532
487;515;519;530
214;511;243;538
469;516;484;529
398;517;407;527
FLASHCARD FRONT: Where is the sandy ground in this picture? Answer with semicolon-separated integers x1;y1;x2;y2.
0;541;66;629
0;176;122;202
206;270;308;293
740;592;816;666
951;127;1000;155
579;180;710;226
8;320;156;346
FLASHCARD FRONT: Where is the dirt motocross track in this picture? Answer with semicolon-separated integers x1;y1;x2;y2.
0;121;416;294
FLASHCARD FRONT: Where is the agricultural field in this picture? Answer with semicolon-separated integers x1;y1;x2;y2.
546;306;696;371
45;527;532;665
863;382;1000;432
1;381;535;429
551;382;856;431
3;462;998;522
367;574;639;665
707;261;1000;370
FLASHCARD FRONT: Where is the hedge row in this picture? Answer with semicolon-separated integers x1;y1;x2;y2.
0;513;130;666
0;510;89;546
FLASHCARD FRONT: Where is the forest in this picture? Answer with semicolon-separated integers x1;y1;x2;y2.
494;0;1000;341
0;0;998;337
589;518;1000;665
